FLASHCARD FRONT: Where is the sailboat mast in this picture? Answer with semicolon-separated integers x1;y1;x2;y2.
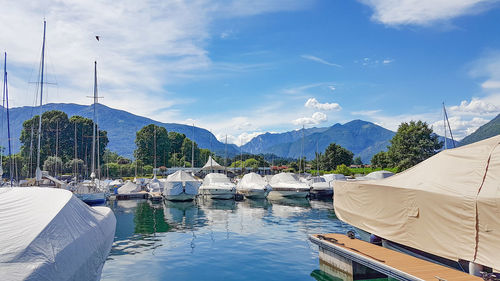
36;20;47;182
443;103;455;148
5;53;12;186
0;53;5;179
91;61;97;179
191;124;195;169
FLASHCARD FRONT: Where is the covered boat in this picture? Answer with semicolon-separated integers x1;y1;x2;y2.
199;173;235;199
308;176;332;198
356;170;394;180
237;172;272;199
268;172;310;198
147;176;163;193
72;179;107;205
163;170;201;201
334;135;500;271
200;156;225;173
117;180;142;194
0;187;116;280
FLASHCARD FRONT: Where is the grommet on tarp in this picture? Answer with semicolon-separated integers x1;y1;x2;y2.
347;230;355;239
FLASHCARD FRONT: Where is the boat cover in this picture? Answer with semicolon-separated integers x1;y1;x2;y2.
356;170;394;180
118;181;141;194
322;173;346;182
237;172;271;191
334;135;500;270
269;173;310;190
0;187;116;280
164;171;200;196
200;173;235;190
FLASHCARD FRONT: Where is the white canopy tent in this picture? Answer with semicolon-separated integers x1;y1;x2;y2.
201;156;225;172
0;187;116;280
334;135;500;270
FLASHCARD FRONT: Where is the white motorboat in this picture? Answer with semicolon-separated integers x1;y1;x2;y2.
163;170;201;201
0;187;116;280
199;173;236;199
308;176;333;198
268;172;310;198
72;179;107;205
237;172;272;199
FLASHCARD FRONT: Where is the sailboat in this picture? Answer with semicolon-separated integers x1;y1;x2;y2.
72;61;107;205
0;20;116;281
1;52;13;187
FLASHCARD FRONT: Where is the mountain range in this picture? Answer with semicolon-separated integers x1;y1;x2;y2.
3;103;495;164
1;103;239;159
459;114;500;146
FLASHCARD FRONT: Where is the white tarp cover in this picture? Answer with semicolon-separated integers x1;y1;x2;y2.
118;181;141;194
109;179;123;187
356;170;394;180
334;135;500;270
237;172;271;191
148;177;163;192
164;171;200;196
201;156;225;171
269;173;310;190
200;173;235;190
0;187;116;281
321;173;346;182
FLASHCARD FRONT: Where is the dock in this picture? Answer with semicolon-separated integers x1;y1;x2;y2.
309;233;480;281
148;192;163;202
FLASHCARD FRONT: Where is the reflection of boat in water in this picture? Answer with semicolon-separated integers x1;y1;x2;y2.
240;198;272;209
268;197;311;218
133;201;170;234
197;197;236;210
163;200;206;231
268;197;310;208
310;199;333;210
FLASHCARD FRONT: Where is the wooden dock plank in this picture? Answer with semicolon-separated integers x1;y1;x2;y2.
310;233;480;281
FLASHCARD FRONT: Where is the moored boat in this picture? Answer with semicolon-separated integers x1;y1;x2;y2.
268;172;310;198
199;173;235;199
237;172;271;199
0;187;116;280
163;170;201;201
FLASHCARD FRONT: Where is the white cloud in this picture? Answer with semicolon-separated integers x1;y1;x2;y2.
382;59;394;64
360;0;498;26
328;85;336;91
1;0;309;120
305;98;342;111
301;55;342;68
482;80;500;89
448;97;499;115
292;112;328;126
431;116;490;139
351;109;382;116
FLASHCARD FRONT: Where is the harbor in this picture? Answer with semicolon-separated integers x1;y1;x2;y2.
2;1;500;280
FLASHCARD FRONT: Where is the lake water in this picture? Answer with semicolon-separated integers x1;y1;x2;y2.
100;197;358;281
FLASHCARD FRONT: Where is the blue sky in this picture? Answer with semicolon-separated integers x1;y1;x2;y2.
2;0;500;144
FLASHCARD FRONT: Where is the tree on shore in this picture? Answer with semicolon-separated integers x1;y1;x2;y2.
321;143;354;171
371;121;442;171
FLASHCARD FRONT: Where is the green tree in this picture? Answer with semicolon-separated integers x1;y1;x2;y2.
134;124;169;167
321;143;354;171
181;138;201;167
244;158;259;170
371;151;390;168
388;121;442;171
43;156;63;176
333;164;353;176
353;156;363;166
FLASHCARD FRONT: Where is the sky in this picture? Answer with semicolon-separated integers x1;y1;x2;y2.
1;0;500;145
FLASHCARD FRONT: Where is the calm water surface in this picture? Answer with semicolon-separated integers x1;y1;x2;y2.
101;197;356;281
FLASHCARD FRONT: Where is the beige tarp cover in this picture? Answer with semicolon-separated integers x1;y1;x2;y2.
201;156;225;171
334;135;500;269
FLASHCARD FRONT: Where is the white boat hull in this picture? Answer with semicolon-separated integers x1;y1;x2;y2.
269;190;309;198
199;189;235;199
75;192;107;205
239;189;270;199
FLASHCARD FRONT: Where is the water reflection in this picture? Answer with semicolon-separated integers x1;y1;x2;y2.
102;198;355;281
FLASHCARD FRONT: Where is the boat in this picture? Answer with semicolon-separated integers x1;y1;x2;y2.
236;172;272;199
163;170;201;201
268;172;310;198
334;135;500;276
356;170;394;180
308;176;332;198
199;173;236;199
0;187;116;280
